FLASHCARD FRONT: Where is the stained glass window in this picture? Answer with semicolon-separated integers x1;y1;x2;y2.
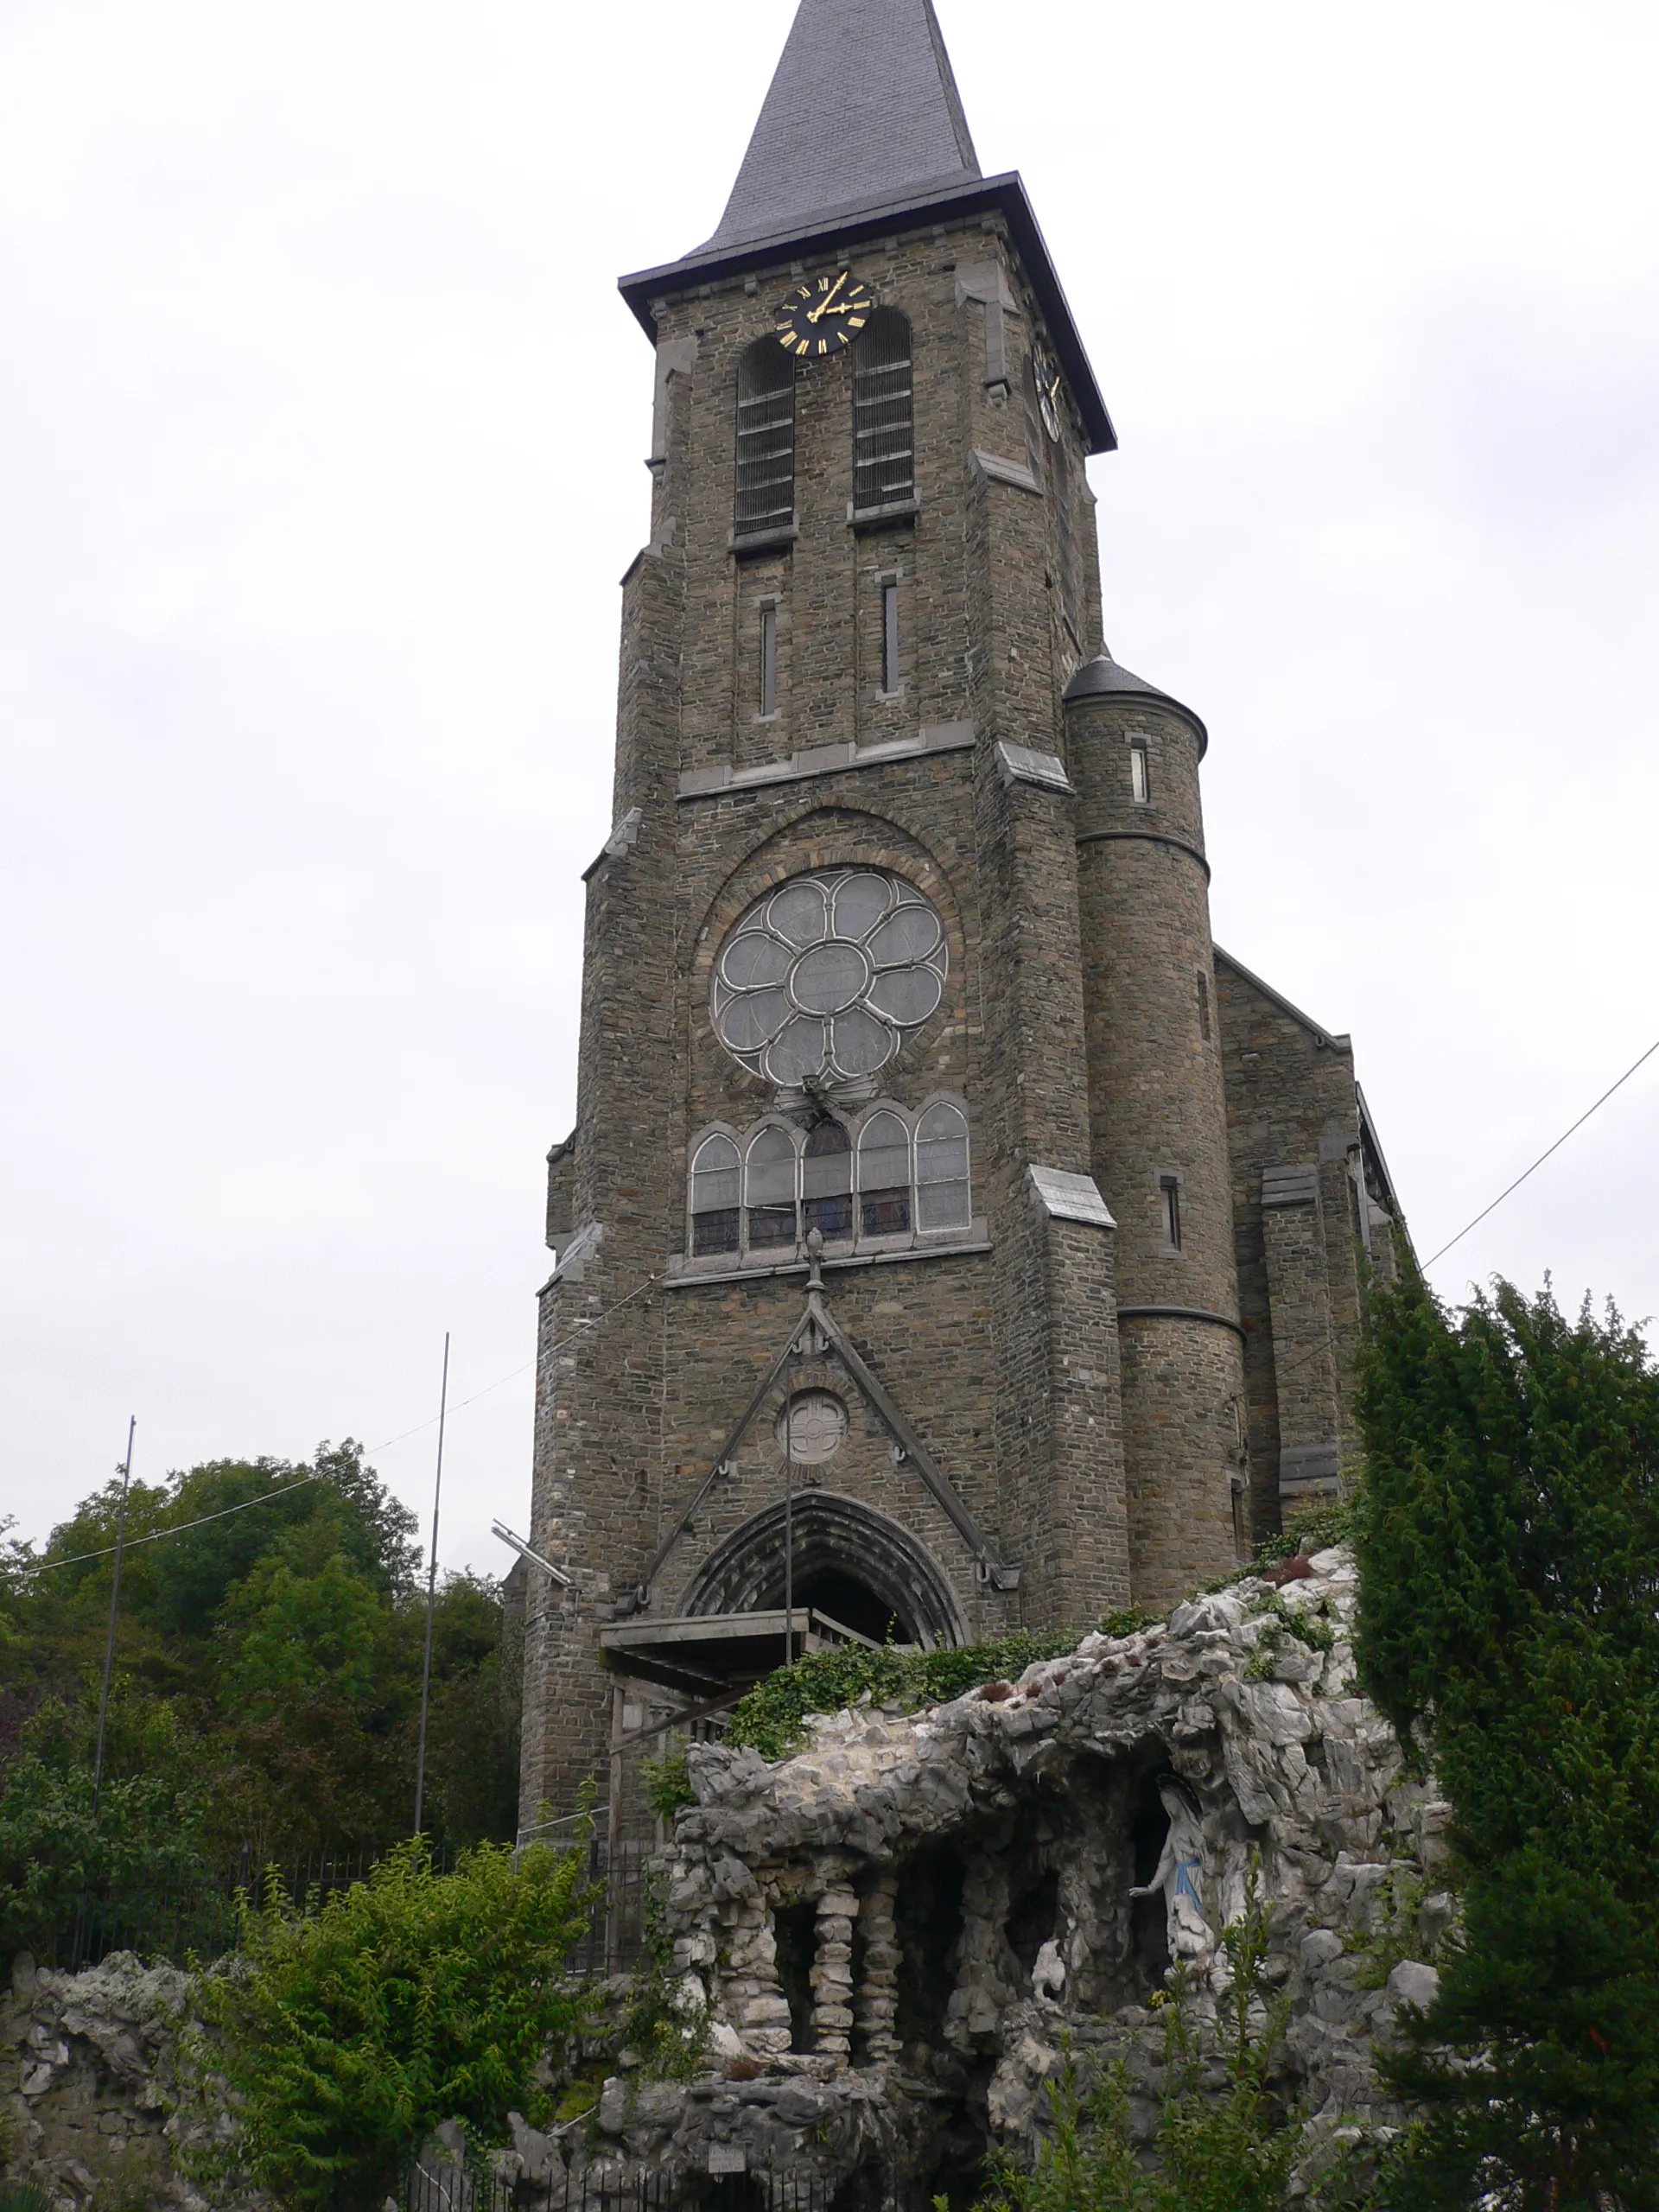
712;869;947;1088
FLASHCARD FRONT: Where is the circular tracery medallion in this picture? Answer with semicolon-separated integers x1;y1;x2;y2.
777;1390;849;1464
712;869;947;1087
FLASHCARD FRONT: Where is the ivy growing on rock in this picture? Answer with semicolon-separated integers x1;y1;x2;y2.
723;1630;1083;1763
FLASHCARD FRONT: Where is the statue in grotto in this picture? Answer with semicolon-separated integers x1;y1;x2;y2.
1129;1779;1214;1961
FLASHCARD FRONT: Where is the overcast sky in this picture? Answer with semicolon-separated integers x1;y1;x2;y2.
4;0;1657;1580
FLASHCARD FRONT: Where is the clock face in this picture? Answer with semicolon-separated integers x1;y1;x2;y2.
776;270;875;358
1033;341;1064;441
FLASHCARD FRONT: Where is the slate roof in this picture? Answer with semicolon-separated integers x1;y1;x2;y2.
617;0;1117;454
1064;649;1209;753
704;0;980;252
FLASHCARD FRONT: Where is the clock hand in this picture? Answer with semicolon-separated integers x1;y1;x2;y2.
807;271;849;325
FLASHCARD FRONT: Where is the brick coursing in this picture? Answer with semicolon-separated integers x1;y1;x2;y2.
518;207;1402;1835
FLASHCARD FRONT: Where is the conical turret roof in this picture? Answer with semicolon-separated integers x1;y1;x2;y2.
704;0;980;253
1065;649;1208;753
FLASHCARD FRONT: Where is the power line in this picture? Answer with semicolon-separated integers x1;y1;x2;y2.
15;1273;659;1580
1423;1033;1659;1268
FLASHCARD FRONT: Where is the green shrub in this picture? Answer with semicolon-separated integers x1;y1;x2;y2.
641;1747;695;1822
1355;1273;1659;2209
970;1868;1305;2211
184;1832;598;2211
725;1630;1082;1762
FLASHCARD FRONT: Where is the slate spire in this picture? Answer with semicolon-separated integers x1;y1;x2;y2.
704;0;982;253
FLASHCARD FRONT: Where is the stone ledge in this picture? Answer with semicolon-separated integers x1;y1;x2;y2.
677;721;974;800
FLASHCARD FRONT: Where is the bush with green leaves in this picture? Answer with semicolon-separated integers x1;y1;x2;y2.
183;1833;599;2212
1355;1272;1659;2209
969;1872;1306;2212
724;1630;1084;1762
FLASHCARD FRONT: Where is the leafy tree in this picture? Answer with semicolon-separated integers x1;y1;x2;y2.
1355;1272;1659;2209
0;1691;217;1958
0;1444;522;1956
185;1834;598;2212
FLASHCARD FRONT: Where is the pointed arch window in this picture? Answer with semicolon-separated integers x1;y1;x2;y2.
735;338;796;535
915;1102;971;1230
803;1118;853;1240
690;1134;741;1256
852;308;914;513
746;1124;798;1248
858;1110;912;1236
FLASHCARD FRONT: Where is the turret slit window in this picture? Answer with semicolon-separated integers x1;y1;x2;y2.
690;1135;741;1256
759;601;779;716
853;309;914;512
735;338;796;534
880;582;899;694
1197;970;1212;1042
1160;1175;1183;1252
746;1125;798;1248
858;1110;912;1236
803;1118;853;1239
915;1102;971;1230
1129;743;1150;804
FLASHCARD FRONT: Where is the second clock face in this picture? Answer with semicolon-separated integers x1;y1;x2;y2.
776;270;875;357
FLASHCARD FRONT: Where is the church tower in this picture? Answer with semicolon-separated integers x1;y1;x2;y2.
520;0;1255;1829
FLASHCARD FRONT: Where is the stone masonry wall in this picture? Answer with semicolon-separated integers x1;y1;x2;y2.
550;1545;1447;2209
1;1951;259;2212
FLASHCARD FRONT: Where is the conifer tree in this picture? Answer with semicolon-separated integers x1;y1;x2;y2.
1355;1273;1659;2208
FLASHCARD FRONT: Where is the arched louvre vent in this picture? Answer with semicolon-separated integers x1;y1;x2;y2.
735;338;796;533
853;308;914;512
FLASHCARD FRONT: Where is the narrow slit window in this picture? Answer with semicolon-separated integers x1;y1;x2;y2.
1197;970;1212;1042
880;582;899;694
1160;1175;1182;1251
1129;743;1150;804
852;308;914;512
735;338;796;534
857;1110;912;1236
690;1135;741;1256
802;1117;853;1240
746;1125;798;1249
759;602;779;717
915;1102;971;1230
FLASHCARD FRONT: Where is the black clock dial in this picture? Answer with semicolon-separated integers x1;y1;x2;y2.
776;269;875;358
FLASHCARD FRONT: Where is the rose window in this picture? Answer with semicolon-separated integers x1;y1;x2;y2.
712;870;947;1086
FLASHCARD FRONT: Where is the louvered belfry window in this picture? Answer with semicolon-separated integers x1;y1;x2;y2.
735;337;796;533
852;308;914;512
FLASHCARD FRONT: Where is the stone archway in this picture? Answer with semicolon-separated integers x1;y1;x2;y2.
682;1491;968;1651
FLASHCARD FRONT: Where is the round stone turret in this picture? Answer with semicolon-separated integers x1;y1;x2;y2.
1065;648;1245;1605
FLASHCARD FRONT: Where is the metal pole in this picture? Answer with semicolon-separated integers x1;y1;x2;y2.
784;1376;795;1663
91;1417;136;1820
412;1332;450;1838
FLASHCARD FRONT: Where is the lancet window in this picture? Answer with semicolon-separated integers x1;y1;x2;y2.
852;308;914;512
687;1101;973;1262
735;337;796;535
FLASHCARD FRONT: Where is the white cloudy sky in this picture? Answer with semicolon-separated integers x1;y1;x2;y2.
4;0;1657;1577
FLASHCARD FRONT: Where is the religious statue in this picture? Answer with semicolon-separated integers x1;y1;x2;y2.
1129;1781;1212;1959
1031;1936;1065;2008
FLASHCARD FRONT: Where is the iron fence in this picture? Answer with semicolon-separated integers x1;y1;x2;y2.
35;1834;654;1977
407;2162;836;2212
44;1843;455;1973
563;1837;654;1978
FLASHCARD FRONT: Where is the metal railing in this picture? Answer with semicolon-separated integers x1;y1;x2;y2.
41;1843;457;1973
35;1834;653;1979
407;2162;836;2212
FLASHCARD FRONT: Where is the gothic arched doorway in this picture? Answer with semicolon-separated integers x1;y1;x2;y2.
681;1491;967;1650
